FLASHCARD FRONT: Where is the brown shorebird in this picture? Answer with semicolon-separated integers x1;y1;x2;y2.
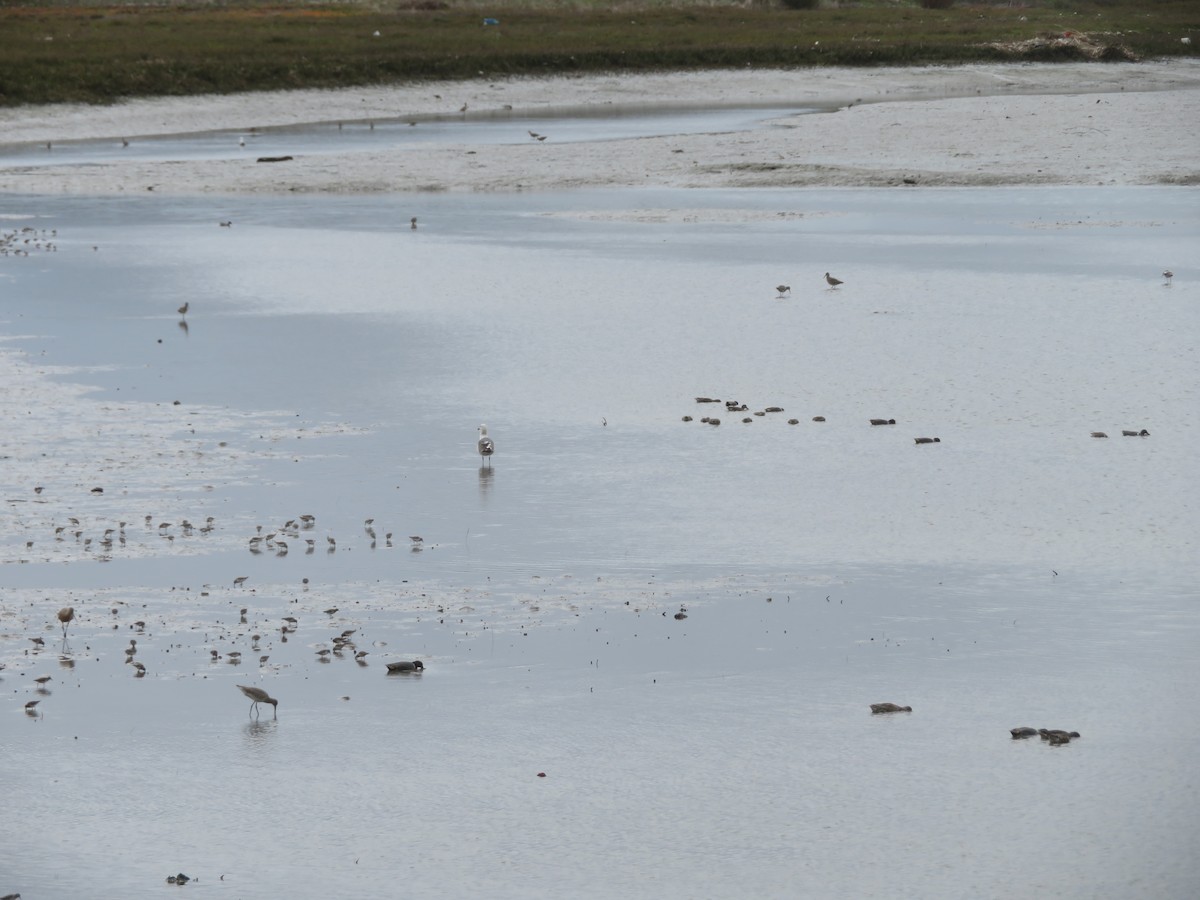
870;702;912;714
57;606;75;637
386;660;425;674
824;272;843;288
775;285;790;297
35;675;52;688
177;301;189;317
237;684;278;718
411;217;418;230
478;424;495;466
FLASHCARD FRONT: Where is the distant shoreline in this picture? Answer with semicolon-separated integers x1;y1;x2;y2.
2;61;1198;194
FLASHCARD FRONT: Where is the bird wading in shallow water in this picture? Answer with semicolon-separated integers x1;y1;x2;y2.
237;684;278;718
478;424;495;466
824;272;843;288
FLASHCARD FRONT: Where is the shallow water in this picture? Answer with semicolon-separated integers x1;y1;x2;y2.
0;104;814;169
2;178;1198;898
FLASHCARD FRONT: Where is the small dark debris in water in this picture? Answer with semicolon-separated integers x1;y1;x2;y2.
812;416;825;422
537;772;547;778
173;400;181;406
256;155;294;163
869;703;912;714
166;872;190;884
90;486;103;493
673;612;688;620
788;419;799;425
681;415;693;422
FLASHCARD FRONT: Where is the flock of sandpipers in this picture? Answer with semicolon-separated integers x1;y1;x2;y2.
1;226;57;257
16;582;429;721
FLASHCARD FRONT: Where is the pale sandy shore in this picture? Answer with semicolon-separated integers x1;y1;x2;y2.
1;60;1198;194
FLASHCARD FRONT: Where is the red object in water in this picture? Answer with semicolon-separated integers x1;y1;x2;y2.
537;772;547;778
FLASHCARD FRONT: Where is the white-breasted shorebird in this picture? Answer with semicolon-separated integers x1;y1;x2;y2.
386;660;425;674
478;424;495;466
1163;270;1173;283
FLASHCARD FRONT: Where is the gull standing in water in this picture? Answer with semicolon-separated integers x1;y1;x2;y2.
237;684;278;718
478;424;495;466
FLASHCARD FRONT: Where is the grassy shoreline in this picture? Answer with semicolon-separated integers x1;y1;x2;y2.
1;1;1197;107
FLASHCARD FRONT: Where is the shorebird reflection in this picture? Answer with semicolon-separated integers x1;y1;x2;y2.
177;318;189;336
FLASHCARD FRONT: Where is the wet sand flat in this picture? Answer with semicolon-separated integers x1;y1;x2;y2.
2;64;1199;899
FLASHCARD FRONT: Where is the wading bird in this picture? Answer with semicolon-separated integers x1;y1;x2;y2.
478;424;495;466
824;272;843;288
237;684;278;718
57;606;75;637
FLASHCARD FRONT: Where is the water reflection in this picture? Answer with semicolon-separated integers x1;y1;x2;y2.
178;318;189;336
478;464;494;499
243;719;279;745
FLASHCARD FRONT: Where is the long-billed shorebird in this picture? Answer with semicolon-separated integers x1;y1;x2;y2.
237;684;278;718
477;424;495;466
824;272;843;288
776;284;791;297
57;606;75;637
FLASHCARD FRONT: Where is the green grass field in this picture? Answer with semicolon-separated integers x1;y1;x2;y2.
1;1;1196;106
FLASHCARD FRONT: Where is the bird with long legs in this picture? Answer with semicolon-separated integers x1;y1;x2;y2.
57;606;75;638
237;684;278;718
478;424;495;466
